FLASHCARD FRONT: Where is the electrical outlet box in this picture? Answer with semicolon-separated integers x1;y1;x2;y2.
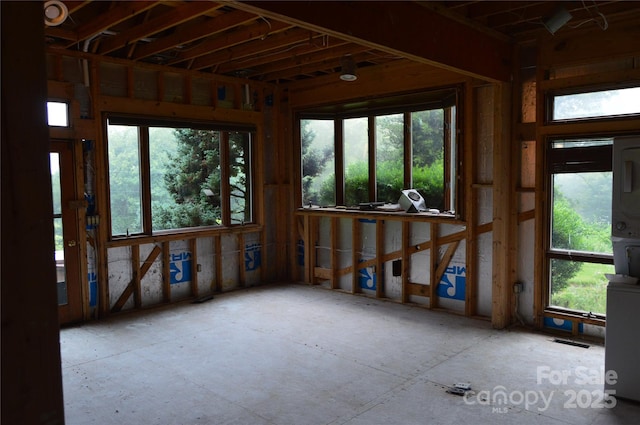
513;282;523;293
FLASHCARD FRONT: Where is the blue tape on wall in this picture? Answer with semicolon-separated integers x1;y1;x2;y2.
245;243;261;271
359;263;377;290
437;265;466;300
169;252;192;285
88;271;97;307
544;317;584;333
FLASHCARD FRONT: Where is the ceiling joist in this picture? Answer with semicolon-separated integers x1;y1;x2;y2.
230;0;513;82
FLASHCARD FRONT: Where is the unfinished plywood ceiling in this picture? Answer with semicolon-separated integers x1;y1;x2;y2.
44;1;640;84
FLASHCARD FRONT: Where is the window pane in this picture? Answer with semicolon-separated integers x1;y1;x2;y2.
149;127;178;231
551;138;612;149
151;128;222;230
549;260;613;315
412;109;444;210
344;117;368;205
108;124;142;236
47;101;68;127
553;86;640;121
551;172;612;255
301;119;335;206
376;113;404;203
448;106;457;211
50;153;62;218
229;132;252;224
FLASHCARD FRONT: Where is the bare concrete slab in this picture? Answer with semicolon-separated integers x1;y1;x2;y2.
61;284;640;425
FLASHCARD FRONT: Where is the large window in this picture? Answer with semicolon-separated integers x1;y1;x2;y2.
107;117;254;237
547;138;614;316
300;89;458;213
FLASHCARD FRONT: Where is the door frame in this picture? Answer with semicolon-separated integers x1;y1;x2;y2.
51;139;86;324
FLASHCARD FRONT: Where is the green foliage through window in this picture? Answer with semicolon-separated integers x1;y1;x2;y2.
107;118;253;236
547;138;613;315
300;98;456;211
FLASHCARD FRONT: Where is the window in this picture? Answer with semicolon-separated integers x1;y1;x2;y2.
550;85;640;121
299;88;459;213
547;138;614;316
47;101;69;127
107;116;254;237
301;119;335;206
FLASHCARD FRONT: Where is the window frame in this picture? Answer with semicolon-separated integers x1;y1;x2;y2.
544;136;615;319
105;114;256;240
296;87;461;216
546;83;640;124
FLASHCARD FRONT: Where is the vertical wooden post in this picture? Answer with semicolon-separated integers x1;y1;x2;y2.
303;215;312;283
492;82;514;329
1;3;65;423
190;238;199;298
132;244;142;308
403;112;412;188
335;120;345;205
464;79;478;317
533;53;546;329
73;139;91;319
401;221;410;303
352;218;361;293
429;222;439;309
214;235;222;292
376;219;384;298
238;233;246;287
162;241;171;303
368;116;377;201
309;216;319;285
331;217;339;289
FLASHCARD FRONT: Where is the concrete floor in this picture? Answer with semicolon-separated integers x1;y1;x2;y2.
61;284;640;425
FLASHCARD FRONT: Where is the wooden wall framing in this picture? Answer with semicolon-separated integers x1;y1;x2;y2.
46;51;282;320
296;209;491;317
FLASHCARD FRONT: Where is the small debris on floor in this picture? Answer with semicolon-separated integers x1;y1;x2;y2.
192;295;214;304
446;382;472;396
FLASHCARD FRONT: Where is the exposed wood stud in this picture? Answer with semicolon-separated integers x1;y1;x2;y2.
429;222;438;309
465;79;478;317
331;217;339;289
401;221;410;303
162;241;171;303
214;235;222;292
491;82;514;329
111;244;162;312
239;233;246;287
352;218;361;294
303;215;312;283
376;219;384;298
190;238;198;298
132;244;141;308
434;241;460;287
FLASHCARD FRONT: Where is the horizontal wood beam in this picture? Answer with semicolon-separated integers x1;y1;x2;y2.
233;1;512;82
168;20;291;66
98;2;221;55
132;10;257;61
406;282;431;297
